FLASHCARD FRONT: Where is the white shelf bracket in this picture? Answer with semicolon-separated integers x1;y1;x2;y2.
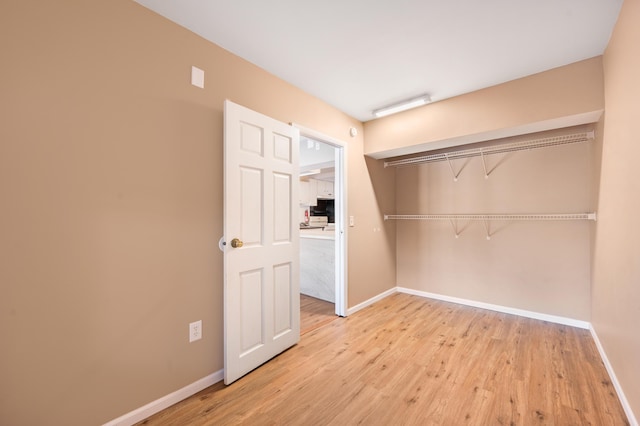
449;218;460;238
480;150;490;179
482;217;491;240
445;154;460;182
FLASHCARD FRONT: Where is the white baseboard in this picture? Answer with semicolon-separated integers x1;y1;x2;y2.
346;287;396;316
103;369;224;426
589;326;638;426
397;287;590;329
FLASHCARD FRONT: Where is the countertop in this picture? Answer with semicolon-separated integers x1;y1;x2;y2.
300;227;336;240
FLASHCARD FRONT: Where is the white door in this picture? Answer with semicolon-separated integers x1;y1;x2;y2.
223;100;300;385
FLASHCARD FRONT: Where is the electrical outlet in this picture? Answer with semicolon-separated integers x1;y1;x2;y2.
189;320;202;342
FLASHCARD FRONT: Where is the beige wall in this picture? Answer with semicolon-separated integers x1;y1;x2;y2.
0;1;395;424
594;0;640;419
364;57;604;158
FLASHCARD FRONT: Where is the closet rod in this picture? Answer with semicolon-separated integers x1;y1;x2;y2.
384;130;594;168
384;213;597;221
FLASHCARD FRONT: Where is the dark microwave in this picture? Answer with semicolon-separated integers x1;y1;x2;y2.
310;199;335;223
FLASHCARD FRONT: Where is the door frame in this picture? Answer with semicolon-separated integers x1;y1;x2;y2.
293;124;348;317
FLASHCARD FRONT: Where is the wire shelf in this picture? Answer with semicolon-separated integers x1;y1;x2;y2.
384;131;594;169
384;212;596;240
384;213;596;221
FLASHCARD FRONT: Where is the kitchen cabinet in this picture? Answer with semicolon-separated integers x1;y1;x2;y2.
316;180;334;199
299;179;317;206
300;232;335;303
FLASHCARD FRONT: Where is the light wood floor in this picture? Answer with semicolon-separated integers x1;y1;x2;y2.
300;294;337;335
138;293;628;425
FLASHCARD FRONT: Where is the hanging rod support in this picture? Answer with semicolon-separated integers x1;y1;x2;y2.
480;150;489;179
482;218;491;240
449;218;460;238
445;154;459;182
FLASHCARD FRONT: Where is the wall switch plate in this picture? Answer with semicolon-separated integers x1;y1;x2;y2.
349;216;355;227
191;66;205;88
189;320;202;342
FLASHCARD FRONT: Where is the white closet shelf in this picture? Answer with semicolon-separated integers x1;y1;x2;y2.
384;213;596;221
383;130;595;175
384;213;596;240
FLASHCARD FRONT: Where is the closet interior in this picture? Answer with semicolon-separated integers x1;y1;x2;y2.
386;124;599;322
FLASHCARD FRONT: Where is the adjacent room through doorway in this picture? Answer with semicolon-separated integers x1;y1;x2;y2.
298;133;346;329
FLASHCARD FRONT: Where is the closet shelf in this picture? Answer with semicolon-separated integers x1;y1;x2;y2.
384;213;596;240
384;213;596;221
383;130;594;180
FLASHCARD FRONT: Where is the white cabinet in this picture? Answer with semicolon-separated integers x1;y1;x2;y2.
299;179;317;206
299;181;308;205
300;178;333;204
308;179;318;205
300;237;335;303
316;180;334;199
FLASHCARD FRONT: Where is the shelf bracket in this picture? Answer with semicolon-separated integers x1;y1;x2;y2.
449;218;460;238
445;154;460;182
480;150;490;179
482;217;491;240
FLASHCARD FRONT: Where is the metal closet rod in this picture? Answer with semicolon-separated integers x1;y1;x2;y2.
383;130;595;169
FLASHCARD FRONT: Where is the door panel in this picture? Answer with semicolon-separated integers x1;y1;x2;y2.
239;122;264;155
224;100;300;385
273;173;291;243
273;132;292;162
273;262;292;335
240;167;263;246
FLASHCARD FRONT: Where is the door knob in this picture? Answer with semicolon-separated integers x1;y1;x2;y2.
230;238;244;248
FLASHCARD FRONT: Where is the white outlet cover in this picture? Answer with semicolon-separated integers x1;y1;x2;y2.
189;320;202;342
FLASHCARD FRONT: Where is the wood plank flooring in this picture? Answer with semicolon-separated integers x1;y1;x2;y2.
138;293;628;425
300;294;337;335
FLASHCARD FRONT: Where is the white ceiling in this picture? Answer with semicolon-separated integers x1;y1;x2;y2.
134;0;622;122
300;137;335;168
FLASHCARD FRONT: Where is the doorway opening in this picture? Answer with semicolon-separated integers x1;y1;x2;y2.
295;125;347;329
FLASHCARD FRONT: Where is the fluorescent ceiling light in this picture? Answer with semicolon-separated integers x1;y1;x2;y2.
372;94;431;118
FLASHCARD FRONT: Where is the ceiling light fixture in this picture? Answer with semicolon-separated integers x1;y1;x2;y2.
372;94;431;118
